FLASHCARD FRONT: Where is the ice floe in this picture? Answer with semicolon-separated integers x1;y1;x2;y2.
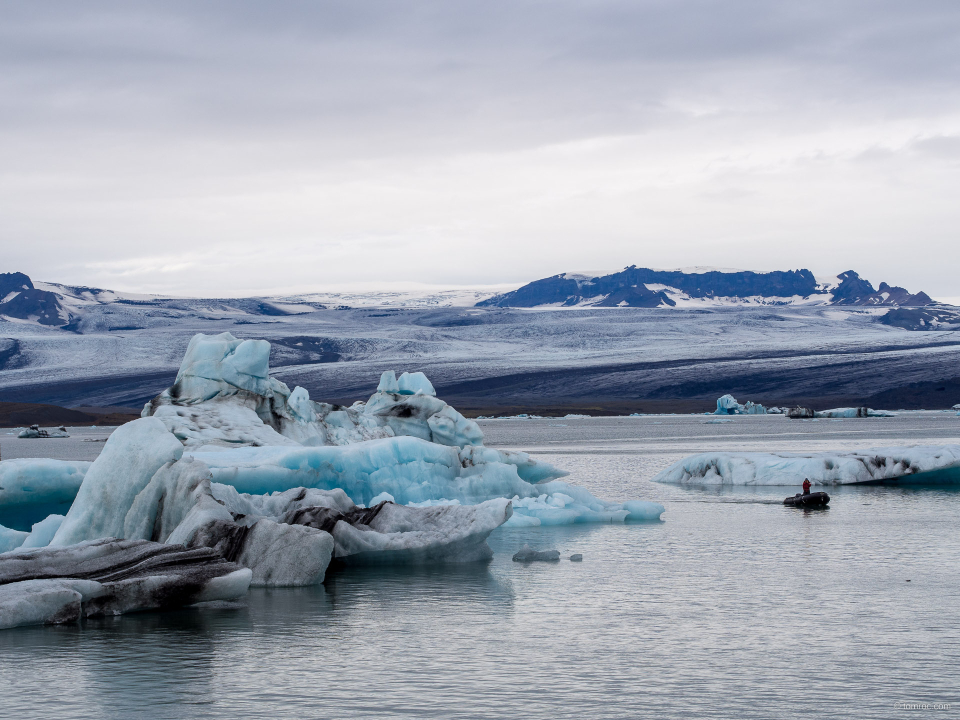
654;445;960;486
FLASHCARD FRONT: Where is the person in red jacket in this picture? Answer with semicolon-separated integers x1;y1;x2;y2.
802;478;812;495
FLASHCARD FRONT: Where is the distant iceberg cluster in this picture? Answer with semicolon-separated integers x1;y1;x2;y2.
712;394;779;415
653;446;960;486
0;332;663;629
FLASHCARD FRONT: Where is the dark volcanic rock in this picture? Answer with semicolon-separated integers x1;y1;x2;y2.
477;267;936;309
880;307;960;330
0;288;67;326
830;271;877;305
480;267;821;307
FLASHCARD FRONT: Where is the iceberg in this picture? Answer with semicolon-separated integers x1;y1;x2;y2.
1;330;666;627
713;395;767;415
813;407;895;418
714;394;741;415
653;445;960;486
144;332;482;450
0;538;251;630
0;458;91;530
138;332;660;527
17;425;70;439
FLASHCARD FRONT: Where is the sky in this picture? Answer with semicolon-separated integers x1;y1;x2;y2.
1;1;959;299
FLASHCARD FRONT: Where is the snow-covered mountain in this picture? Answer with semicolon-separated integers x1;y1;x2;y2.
0;267;946;335
478;267;936;309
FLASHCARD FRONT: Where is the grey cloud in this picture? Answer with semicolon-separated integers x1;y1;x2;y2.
0;1;958;295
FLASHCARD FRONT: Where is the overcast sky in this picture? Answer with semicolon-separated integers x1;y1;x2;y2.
1;1;958;298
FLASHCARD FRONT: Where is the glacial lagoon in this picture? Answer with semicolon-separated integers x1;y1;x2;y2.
2;412;960;719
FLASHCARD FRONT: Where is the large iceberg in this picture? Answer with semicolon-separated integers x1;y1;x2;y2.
653;445;960;486
1;331;664;628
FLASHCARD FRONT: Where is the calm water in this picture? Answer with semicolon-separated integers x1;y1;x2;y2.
2;414;960;719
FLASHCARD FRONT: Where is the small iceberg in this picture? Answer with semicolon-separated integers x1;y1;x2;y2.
17;425;70;439
654;445;960;486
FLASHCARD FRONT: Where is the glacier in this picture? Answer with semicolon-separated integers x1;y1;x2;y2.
653;445;960;486
0;330;664;628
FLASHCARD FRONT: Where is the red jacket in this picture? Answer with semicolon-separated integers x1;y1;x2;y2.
802;480;811;493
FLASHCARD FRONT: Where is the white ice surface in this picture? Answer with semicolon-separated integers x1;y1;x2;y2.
51;418;183;546
20;515;66;549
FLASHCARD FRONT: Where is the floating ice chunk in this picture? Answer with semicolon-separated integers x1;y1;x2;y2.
0;538;251;630
512;544;560;562
813;407;895;418
0;579;94;629
51;418;183;546
20;515;65;549
622;500;669;521
397;371;436;396
17;425;69;439
377;370;400;393
653;445;960;486
714;394;742;415
0;459;90;530
569;554;583;562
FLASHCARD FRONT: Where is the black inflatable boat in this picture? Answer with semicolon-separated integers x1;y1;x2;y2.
783;491;830;508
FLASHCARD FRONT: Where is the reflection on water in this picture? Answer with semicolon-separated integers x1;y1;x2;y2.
3;418;960;719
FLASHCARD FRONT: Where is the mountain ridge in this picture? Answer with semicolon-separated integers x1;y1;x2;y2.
478;266;935;309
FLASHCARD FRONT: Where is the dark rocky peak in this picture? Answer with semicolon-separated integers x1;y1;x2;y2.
0;272;34;298
0;271;68;326
830;272;934;306
477;274;583;308
872;282;934;307
591;267;819;299
830;271;877;304
594;283;676;308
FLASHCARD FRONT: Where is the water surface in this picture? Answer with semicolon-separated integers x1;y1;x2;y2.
2;414;959;719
